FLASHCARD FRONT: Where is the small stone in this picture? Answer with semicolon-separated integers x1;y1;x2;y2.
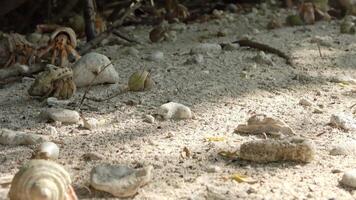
330;140;356;156
90;164;153;197
46;126;57;135
0;129;47;145
299;98;313;106
125;47;139;57
184;54;204;65
341;170;356;188
143;115;155;123
73;52;119;87
330;113;356;131
253;51;274;65
206;165;221;173
313;108;323;114
83;152;104;161
191;43;222;55
34;142;60;160
40;108;80;124
330;75;356;85
46;97;70;107
83;117;99;130
226;4;238;13
221;43;240;51
157;102;193;120
165;30;177;42
147;51;164;62
239;137;316;163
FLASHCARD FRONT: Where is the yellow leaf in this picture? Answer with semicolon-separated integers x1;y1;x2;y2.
231;173;257;184
206;137;225;142
218;151;238;159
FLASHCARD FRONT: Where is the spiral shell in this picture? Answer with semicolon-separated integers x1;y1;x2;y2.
128;70;154;92
9;160;77;200
50;27;77;48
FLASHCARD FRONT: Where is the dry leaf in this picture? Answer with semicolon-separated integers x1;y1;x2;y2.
231;173;257;184
206;137;225;142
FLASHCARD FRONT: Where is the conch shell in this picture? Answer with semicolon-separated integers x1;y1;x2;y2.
128;70;154;91
8;159;77;200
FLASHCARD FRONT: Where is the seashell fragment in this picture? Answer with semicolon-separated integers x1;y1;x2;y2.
9;159;77;200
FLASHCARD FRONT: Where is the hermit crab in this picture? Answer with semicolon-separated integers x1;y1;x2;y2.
298;0;330;24
8;159;78;200
37;27;81;67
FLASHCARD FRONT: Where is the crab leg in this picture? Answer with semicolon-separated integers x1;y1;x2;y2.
66;45;81;61
60;49;69;67
51;48;58;65
37;43;55;58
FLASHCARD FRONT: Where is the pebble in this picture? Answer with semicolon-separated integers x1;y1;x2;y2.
313;108;323;114
253;51;274;65
46;97;70;107
73;52;119;87
239;137;316;163
184;54;204;65
330;113;356;131
40;108;80;124
0;129;47;145
147;51;164;62
341;170;356;188
83;117;99;130
143;115;155;123
299;98;313;106
205;165;221;173
46;126;57;135
190;43;222;55
83;152;104;161
330;140;356;156
125;47;140;57
90;164;153;197
235;114;295;137
34;142;60;160
157;102;193;120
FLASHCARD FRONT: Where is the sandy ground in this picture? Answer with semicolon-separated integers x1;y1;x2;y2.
2;5;356;200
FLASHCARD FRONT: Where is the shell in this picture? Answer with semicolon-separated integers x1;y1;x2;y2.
50;27;77;48
128;70;154;91
34;142;60;160
9;159;77;200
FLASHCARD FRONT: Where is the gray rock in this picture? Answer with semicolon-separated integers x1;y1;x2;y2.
191;43;222;55
83;117;99;130
330;140;356;156
341;170;356;188
90;164;153;197
45;126;57;135
125;47;139;57
147;51;164;62
46;97;70;107
40;108;80;124
73;52;119;87
0;129;47;145
330;113;356;131
239;137;316;163
143;115;155;124
157;102;193;120
184;54;204;65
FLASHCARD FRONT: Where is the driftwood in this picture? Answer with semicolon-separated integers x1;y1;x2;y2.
79;0;143;55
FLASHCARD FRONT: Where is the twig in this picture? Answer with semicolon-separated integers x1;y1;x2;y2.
78;62;113;107
86;86;129;102
79;0;142;54
317;42;323;58
230;39;293;65
112;29;141;44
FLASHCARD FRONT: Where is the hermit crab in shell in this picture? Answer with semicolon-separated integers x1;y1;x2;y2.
37;27;81;67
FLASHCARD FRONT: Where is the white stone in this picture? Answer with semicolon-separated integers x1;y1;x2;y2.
143;115;155;123
330;113;356;131
83;117;99;130
34;142;59;160
341;170;356;188
41;108;80;124
0;129;47;145
73;52;119;87
157;102;193;120
191;43;222;55
330;140;356;156
90;164;153;197
206;165;221;173
125;47;139;57
147;51;164;62
299;98;313;106
46;97;70;107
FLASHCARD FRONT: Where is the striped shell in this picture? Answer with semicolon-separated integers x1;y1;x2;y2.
50;27;77;48
128;70;154;92
8;159;77;200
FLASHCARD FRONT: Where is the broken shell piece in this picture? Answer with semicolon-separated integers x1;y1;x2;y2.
34;142;59;160
239;137;316;163
234;114;295;137
9;159;77;200
157;102;193;120
90;164;153;198
128;70;154;92
50;27;77;48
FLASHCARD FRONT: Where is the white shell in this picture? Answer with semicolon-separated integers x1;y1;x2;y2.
9;160;75;200
35;142;60;160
